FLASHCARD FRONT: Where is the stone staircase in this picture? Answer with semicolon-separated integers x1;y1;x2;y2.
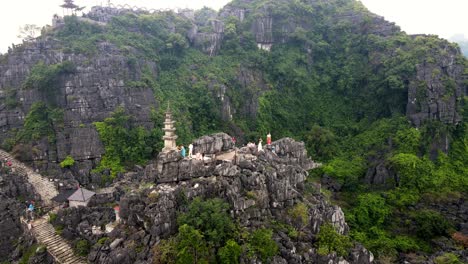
0;149;87;263
0;149;58;206
32;218;87;264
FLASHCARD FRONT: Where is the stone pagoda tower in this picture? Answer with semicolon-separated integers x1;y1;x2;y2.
162;104;178;152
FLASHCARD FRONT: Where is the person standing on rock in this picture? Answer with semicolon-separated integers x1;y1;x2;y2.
188;144;193;159
267;133;272;145
4;159;12;173
258;138;263;152
181;146;186;158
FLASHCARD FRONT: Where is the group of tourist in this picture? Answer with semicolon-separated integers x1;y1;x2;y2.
177;133;274;159
178;144;205;160
246;132;273;153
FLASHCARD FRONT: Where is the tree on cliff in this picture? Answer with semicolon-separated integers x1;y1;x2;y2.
17;24;40;42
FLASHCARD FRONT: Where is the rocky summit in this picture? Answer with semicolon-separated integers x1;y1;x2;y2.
0;0;467;263
84;135;371;264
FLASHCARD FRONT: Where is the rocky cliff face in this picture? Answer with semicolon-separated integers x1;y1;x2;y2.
53;135;372;264
0;38;157;184
406;36;467;127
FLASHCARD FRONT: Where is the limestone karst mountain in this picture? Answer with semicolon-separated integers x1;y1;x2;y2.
0;0;466;263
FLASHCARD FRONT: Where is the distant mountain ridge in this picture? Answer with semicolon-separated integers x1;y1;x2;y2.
450;34;468;57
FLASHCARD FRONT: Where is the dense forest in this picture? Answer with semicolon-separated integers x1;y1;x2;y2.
0;0;467;263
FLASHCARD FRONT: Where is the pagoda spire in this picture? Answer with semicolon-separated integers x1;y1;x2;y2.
162;104;178;152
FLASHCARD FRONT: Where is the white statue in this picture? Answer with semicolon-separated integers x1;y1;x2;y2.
258;138;263;152
188;144;193;158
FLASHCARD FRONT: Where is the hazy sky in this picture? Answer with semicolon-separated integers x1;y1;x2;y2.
0;0;467;54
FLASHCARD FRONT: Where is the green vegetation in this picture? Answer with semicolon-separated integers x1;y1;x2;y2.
288;202;309;230
22;61;75;90
218;240;242;264
316;223;352;257
22;61;75;105
75;239;90;256
247;228;279;262
434;253;463;264
93;107;157;182
17;102;63;144
48;212;57;223
97;237;109;246
177;198;235;249
19;244;38;264
1;88;18;109
176;224;210;264
60;155;75;168
153;198;279;263
413;210;453;240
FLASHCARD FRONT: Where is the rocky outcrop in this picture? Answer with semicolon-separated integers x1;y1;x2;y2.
52;207;116;242
76;136;371;263
192;20;225;56
406;37;466;127
192;132;234;154
364;162;397;188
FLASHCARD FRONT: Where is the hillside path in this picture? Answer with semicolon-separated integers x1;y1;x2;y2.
31;217;87;264
0;149;58;206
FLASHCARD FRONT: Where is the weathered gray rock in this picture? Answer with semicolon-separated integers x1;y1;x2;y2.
83;136;368;263
349;244;374;264
192;132;234;154
0;37;157;185
406;37;466;127
364;162;397;188
52;206;115;242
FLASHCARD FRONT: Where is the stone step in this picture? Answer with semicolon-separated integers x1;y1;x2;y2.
36;232;54;238
51;247;71;257
40;237;61;245
58;253;76;261
30;218;87;264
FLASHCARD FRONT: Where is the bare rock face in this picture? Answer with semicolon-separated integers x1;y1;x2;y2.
191;18;225;56
406;38;466;127
192;132;234;154
0;38;157;183
52;206;115;242
364;162;397;188
0;196;25;260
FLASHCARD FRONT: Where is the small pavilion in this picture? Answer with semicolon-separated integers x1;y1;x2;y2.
68;187;96;207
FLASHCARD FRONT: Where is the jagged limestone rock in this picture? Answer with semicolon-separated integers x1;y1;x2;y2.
84;136;372;263
0;38;157;183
